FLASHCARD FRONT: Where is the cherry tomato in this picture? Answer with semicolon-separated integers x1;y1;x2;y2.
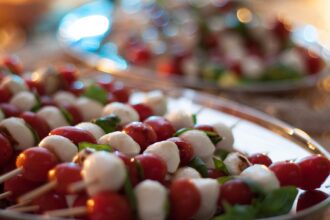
61;104;83;125
110;82;130;103
4;174;42;202
169;179;201;220
167;137;194;166
0;87;12;103
33;191;68;213
270;161;301;187
0;103;21;117
20;111;51;140
2;55;23;75
0;133;13;166
115;151;139;186
25;79;45;95
123;122;157;151
48;163;82;194
1;150;21;175
97;77;115;91
208;168;227;179
299;48;324;74
126;44;151;65
297;190;329;211
248;153;273;167
298;155;330;190
131;103;154;121
144;116;175;141
272;18;291;43
73;193;89;207
194;124;215;132
16;148;58;182
135;154;167;183
87;191;133;220
69;81;85;97
219;179;254;206
58;65;78;88
50;126;97;146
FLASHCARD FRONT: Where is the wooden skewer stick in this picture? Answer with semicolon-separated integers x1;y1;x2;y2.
7;200;32;210
0;191;12;200
0;167;23;184
9;205;39;213
18;181;57;203
68;180;94;193
45;206;87;218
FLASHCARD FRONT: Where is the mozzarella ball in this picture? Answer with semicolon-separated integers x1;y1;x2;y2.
203;156;215;169
102;102;139;126
241;56;264;79
72;148;96;166
1;75;28;95
191;179;219;220
39;135;78;162
82;151;126;196
31;67;61;94
172;167;201;180
223;152;250;175
240;164;280;193
75;122;105;140
143;90;167;116
135;180;168;220
212;122;234;152
0;117;35;150
75;97;103;121
53;91;77;106
10;91;38;111
98;131;141;156
279;49;306;74
179;130;215;158
144;141;180;173
165;110;194;130
37;106;70;129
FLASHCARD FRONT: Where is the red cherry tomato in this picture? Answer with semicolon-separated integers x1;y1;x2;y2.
48;163;82;194
33;191;68;213
73;193;89;207
272;18;291;43
194;124;215;132
135;154;167;183
169;179;201;220
58;65;78;88
299;48;324;74
69;81;85;97
110;82;130;103
167;137;194;166
0;133;13;166
208;168;227;179
20;111;51;140
2;55;23;75
25;79;45;95
1;150;21;175
115;151;139;186
16;148;58;182
126;44;151;65
248;153;273;167
4;174;42;202
0;87;12;103
131;103;154;121
123;122;157;151
298;155;330;190
297;190;329;211
97;77;115;92
270;161;301;187
219;179;254;206
50;126;97;146
144;116;175;141
0;103;21;117
87;191;133;220
61;104;83;125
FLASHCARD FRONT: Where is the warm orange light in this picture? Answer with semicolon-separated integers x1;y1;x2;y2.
237;8;252;23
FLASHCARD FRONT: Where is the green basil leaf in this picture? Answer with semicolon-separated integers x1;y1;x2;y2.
188;156;208;178
217;176;234;185
31;94;41;112
78;142;112;152
213;157;229;175
257;186;298;218
215;149;230;160
203;131;223;145
92;114;120;133
25;122;40;145
192;114;197;125
82;84;108;105
60;107;74;125
124;170;137;212
174;128;192;137
213;203;256;220
241;179;266;196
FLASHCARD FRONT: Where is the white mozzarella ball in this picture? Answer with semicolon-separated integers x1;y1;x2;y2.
82;151;126;196
172;167;201;180
53;91;77;106
102;102;139;126
203;156;215;169
144;141;180;173
182;57;199;81
240;164;280;193
241;56;264;79
37;106;69;129
39;135;78;162
280;49;306;74
165;110;194;130
223;152;250;175
135;180;168;220
212;122;234;152
1;75;28;95
75;97;103;121
179;130;215;158
31;67;61;94
0;117;35;150
143;90;167;116
10;91;38;111
98;131;141;156
191;179;219;220
75;122;105;140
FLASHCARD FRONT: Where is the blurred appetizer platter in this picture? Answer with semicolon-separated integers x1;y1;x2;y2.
0;55;329;220
58;0;330;92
